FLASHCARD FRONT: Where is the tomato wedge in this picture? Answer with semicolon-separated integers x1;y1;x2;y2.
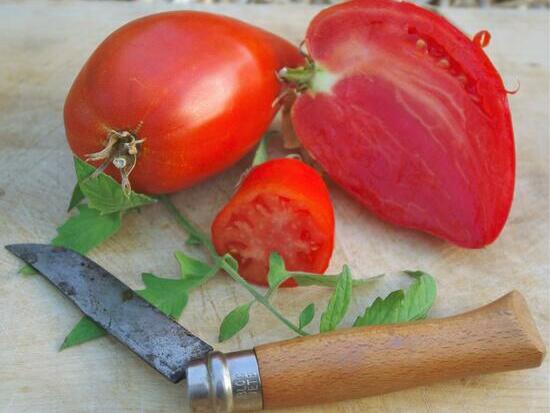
282;0;515;248
212;158;334;287
64;12;302;194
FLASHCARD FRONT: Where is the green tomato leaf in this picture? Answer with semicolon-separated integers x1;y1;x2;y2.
74;157;155;214
353;292;404;327
267;252;290;288
402;270;437;320
252;134;270;166
74;157;95;182
19;204;122;275
319;266;353;333
298;303;315;329
19;265;37;275
60;316;106;350
174;251;212;279
61;270;208;349
68;157;96;211
67;183;85;212
353;270;436;327
219;303;251;342
51;205;122;255
136;273;204;318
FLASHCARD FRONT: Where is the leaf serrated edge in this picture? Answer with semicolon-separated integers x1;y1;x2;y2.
319;267;352;333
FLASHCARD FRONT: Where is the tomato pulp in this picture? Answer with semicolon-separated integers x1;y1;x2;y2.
282;0;515;248
212;158;335;287
64;12;302;194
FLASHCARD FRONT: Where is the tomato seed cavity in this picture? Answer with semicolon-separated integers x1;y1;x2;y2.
408;30;480;103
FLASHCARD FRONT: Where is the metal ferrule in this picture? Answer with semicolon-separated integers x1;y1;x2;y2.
186;350;263;413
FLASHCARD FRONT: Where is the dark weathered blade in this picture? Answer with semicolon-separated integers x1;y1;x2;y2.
6;244;212;382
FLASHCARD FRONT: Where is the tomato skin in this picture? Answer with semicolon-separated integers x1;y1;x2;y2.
290;0;514;248
212;158;334;287
64;12;302;194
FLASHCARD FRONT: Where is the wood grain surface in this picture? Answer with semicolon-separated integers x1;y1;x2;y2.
255;291;545;408
0;1;548;412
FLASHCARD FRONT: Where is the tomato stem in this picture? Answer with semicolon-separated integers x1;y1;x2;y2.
279;63;337;94
86;129;144;196
278;65;316;91
159;195;217;257
161;195;309;337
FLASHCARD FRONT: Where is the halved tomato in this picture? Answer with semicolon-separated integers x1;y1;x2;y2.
281;0;515;248
211;158;334;287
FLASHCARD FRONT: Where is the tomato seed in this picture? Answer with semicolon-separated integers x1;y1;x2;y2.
416;39;427;50
438;59;450;69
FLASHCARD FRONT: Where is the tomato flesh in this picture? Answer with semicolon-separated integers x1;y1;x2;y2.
212;159;334;287
220;193;328;285
64;12;302;194
290;0;515;248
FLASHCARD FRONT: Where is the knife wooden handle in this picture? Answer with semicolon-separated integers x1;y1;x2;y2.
254;291;546;409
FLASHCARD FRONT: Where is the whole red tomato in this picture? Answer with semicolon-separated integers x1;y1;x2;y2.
212;158;334;287
64;12;302;194
281;0;515;248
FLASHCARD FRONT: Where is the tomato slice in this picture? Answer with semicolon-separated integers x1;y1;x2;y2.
286;0;515;248
211;159;334;287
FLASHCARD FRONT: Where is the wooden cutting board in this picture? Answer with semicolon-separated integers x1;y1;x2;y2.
0;1;548;412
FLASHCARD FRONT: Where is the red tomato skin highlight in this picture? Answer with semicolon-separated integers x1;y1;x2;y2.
212;158;335;287
291;0;515;248
64;12;303;194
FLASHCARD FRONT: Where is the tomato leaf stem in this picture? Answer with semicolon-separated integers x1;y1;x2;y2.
161;195;308;337
219;257;308;336
159;195;217;257
292;271;383;287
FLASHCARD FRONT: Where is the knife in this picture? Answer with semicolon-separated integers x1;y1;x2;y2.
6;244;546;412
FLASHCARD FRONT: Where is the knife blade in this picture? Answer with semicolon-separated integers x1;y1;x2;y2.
6;244;545;413
6;243;212;383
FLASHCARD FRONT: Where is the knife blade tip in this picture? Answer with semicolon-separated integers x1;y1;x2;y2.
5;244;71;268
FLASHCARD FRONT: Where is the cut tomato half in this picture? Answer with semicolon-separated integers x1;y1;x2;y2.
212;158;334;287
283;0;515;248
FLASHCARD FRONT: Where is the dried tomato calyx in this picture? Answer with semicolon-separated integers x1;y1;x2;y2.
86;129;144;195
